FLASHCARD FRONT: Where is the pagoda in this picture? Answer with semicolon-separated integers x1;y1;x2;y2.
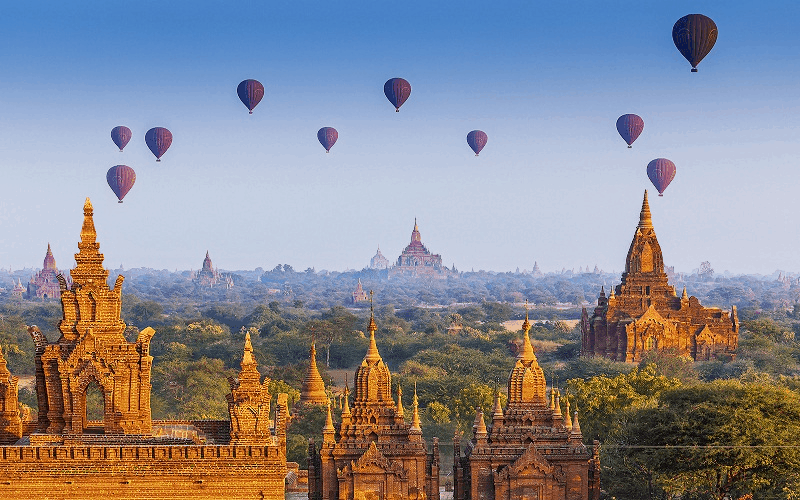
26;244;66;299
308;293;440;500
299;341;328;406
389;219;448;279
454;306;600;500
369;245;390;270
581;191;739;362
352;278;368;303
193;251;233;289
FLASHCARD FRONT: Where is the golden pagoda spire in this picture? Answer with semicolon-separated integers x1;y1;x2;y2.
322;400;335;443
242;330;255;367
553;388;562;419
396;384;405;418
300;336;328;405
410;382;421;432
571;410;582;436
364;290;381;362
474;408;487;438
492;389;503;421
682;285;688;299
518;300;536;362
564;397;572;430
71;197;108;287
341;374;351;419
638;190;653;230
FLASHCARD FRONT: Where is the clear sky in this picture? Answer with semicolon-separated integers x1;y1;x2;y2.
1;1;798;275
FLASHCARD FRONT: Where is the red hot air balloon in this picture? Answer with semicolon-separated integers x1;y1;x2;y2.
384;78;411;112
616;114;644;148
111;126;132;152
317;127;338;153
672;14;718;72
646;158;676;196
466;130;488;156
107;165;136;203
145;127;172;162
237;79;264;114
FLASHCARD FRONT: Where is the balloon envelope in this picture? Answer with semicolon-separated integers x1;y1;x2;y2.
384;78;411;112
672;14;718;72
107;165;136;203
237;79;264;113
616;114;644;147
145;127;172;161
466;130;488;155
317;127;338;152
647;158;676;196
111;126;132;152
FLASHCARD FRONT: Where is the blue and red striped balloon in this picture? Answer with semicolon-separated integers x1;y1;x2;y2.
107;165;136;203
647;158;676;196
145;127;172;162
466;130;488;156
237;79;265;114
384;78;411;112
111;126;132;152
317;127;338;153
616;114;644;148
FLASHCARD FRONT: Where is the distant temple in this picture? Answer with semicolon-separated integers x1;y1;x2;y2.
299;342;328;406
193;251;233;289
308;296;440;500
454;309;600;500
389;219;449;279
10;279;25;298
369;246;390;270
352;278;368;303
1;198;289;499
581;191;739;362
27;244;70;299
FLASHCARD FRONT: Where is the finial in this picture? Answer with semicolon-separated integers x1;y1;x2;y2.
522;299;531;333
241;331;255;366
83;197;93;213
492;390;503;420
397;384;404;417
474;408;487;437
410;382;421;432
323;400;335;435
342;374;351;417
518;304;536;362
638;190;653;229
564;397;572;430
572;410;582;436
682;286;688;299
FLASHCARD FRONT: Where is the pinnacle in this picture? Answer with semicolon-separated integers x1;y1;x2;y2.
638;190;653;229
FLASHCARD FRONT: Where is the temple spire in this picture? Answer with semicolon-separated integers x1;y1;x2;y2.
518;300;536;362
364;290;381;362
71;197;108;287
300;337;328;405
564;398;572;430
341;374;351;418
410;383;421;432
638;190;653;229
396;385;405;418
242;331;255;367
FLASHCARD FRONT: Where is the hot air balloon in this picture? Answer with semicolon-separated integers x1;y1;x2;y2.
145;127;172;162
317;127;338;153
237;79;264;114
107;165;136;203
616;114;644;148
646;158;676;196
111;126;132;152
672;14;718;72
466;130;488;156
384;78;411;112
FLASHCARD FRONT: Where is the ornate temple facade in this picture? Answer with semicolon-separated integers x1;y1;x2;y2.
27;244;69;299
453;311;600;500
193;251;233;289
299;342;328;406
0;198;289;500
308;300;440;500
352;278;369;303
370;246;391;270
389;219;449;279
581;191;739;362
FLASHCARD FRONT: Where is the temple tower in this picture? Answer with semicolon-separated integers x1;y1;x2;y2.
299;341;328;406
581;191;739;362
29;198;155;437
0;346;22;444
227;331;274;445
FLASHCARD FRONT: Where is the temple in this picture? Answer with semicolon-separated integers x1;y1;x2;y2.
352;278;368;303
453;306;600;500
0;198;289;499
581;191;739;362
308;293;440;500
389;219;449;279
27;244;70;299
370;246;391;270
193;251;233;289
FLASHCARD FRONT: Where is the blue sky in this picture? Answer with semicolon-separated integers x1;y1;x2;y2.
1;1;799;274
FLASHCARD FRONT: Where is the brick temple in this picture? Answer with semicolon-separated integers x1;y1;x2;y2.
26;244;69;300
389;219;450;279
308;295;441;500
580;191;739;362
453;309;601;500
0;198;289;499
193;251;233;289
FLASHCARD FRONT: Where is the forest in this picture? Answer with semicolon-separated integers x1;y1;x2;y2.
2;267;800;499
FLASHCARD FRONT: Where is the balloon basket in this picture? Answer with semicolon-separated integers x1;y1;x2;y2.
475;154;479;157
326;150;330;153
395;109;399;112
628;145;632;148
658;193;664;197
119;149;123;152
691;68;698;72
156;159;161;162
118;201;123;204
249;111;253;114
